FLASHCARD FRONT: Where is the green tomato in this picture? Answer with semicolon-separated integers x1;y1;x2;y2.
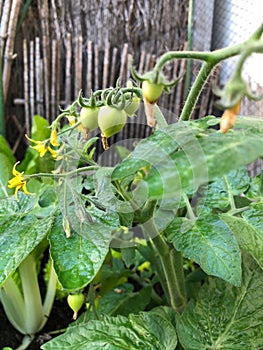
80;107;99;131
124;96;140;117
142;80;164;103
67;293;85;314
98;106;127;138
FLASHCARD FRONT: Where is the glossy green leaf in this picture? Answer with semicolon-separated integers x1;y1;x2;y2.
0;136;16;198
0;135;16;163
41;306;177;350
31;114;50;141
221;212;263;269
112;121;204;180
177;255;263;350
0;194;54;286
94;167;133;214
0;153;13;198
97;283;152;316
245;172;263;199
0;192;35;219
165;215;241;286
234;115;263;130
197;167;250;211
48;209;119;290
136;128;263;200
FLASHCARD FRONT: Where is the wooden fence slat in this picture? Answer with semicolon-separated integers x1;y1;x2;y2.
42;35;50;120
103;41;110;89
23;39;30;136
86;40;93;93
74;35;83;98
94;44;100;91
119;43;129;84
51;39;58;118
29;40;35;119
35;37;43;116
65;33;72;107
110;47;118;86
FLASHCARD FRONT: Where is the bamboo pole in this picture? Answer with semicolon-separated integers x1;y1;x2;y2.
65;33;72;107
94;44;99;91
51;39;58;119
86;40;93;93
23;39;30;136
74;35;83;98
29;40;35;119
119;43;128;84
110;47;118;86
2;0;22;101
0;0;11;57
35;37;44;116
103;41;110;89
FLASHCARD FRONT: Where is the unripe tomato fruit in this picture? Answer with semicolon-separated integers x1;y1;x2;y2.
142;80;164;103
98;106;127;138
124;96;140;117
80;107;99;131
67;293;85;319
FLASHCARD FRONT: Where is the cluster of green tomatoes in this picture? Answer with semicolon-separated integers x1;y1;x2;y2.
58;77;166;149
78;83;142;149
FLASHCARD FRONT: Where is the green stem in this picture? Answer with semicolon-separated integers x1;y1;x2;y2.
25;165;99;180
223;175;236;211
19;254;45;334
142;218;186;311
151;23;263;123
182;192;196;220
185;0;194;97
179;61;214;121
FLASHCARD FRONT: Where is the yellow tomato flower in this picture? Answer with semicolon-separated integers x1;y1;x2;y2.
8;162;31;200
66;115;77;126
50;128;60;147
25;135;57;159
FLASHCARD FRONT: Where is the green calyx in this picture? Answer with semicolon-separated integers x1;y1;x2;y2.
78;90;98;109
130;65;183;93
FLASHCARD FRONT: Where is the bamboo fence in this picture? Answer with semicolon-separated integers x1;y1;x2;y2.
1;0;262;173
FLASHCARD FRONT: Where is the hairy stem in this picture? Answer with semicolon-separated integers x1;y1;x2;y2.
142;218;186;311
179;61;214;121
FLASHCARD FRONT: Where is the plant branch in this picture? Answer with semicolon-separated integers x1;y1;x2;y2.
142;218;186;311
179;61;214;121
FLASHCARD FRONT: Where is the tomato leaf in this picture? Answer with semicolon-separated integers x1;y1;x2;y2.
112;121;204;180
0;193;54;286
41;306;178;350
165;214;241;286
177;254;263;350
221;210;263;269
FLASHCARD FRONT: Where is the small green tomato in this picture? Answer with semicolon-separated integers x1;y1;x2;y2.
124;96;140;117
142;80;164;103
67;293;85;320
98;106;127;138
80;107;99;131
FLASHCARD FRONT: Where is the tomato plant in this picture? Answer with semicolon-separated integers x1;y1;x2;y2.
0;23;263;350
